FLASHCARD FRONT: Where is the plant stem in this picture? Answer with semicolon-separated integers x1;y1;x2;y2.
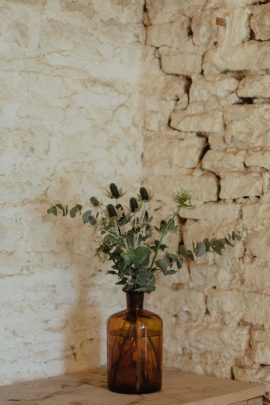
149;207;180;270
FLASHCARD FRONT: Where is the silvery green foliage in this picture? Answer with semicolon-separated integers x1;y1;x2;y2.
47;184;241;293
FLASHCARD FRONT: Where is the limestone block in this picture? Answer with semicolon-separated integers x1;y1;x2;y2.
204;41;270;73
180;202;241;222
246;232;270;262
191;9;218;47
250;3;270;41
189;263;219;289
208;132;227;150
243;260;270;294
190;75;239;105
233;365;270;388
168;288;206;319
238;75;270;99
170;103;224;133
245;151;270;170
166;350;234;379
143;135;206;173
144;74;188;131
220;173;263;200
146;0;206;23
147;15;190;48
171;318;249;357
209;289;270;325
208;289;245;324
224;105;270;148
159;43;203;76
202;150;246;174
253;341;270;365
147;172;218;206
144;100;176;131
147;74;187;103
243;203;270;229
183;220;242;253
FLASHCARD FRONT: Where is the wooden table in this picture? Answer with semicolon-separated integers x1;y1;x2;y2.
0;368;265;405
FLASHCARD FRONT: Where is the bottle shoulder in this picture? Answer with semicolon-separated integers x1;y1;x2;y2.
107;308;162;324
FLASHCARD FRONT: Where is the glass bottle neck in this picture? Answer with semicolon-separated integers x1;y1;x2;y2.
126;292;144;310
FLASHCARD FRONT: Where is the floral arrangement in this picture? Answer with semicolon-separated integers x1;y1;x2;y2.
47;183;240;293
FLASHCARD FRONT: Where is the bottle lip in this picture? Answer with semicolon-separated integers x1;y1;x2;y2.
126;291;144;309
125;291;144;295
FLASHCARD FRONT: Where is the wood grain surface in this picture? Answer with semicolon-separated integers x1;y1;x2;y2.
0;368;265;405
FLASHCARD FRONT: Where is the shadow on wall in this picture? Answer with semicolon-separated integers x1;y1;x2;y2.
44;190;102;374
61;215;102;374
64;254;101;374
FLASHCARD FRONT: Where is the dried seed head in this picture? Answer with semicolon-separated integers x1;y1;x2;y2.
140;187;149;201
109;183;120;199
130;197;138;212
90;196;99;207
107;204;117;218
88;215;97;225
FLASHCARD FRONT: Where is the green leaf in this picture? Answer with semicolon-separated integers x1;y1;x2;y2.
167;253;178;260
47;205;57;216
115;279;125;285
55;204;67;216
69;204;82;218
178;244;194;261
121;250;135;266
133;246;151;266
195;241;206;257
156;255;170;273
176;257;183;269
166;270;177;275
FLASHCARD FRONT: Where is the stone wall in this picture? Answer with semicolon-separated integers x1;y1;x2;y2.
3;0;270;397
143;0;270;400
0;0;144;385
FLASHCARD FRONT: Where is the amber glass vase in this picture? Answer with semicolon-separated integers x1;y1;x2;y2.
107;292;162;394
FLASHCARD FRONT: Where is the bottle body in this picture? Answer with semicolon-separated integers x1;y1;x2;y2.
107;293;162;394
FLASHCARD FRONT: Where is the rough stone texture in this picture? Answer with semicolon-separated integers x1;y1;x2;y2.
204;41;270;73
159;44;203;76
202;150;246;174
224;105;270;149
245;151;270;170
170;103;224;133
0;0;144;387
189;75;239;106
220;173;263;199
243;203;270;229
143;1;270;402
144;135;206;173
147;14;190;48
250;3;270;41
3;0;270;401
180;202;241;222
238;75;270;99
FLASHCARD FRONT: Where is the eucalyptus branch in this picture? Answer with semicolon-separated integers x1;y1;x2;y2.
47;184;241;294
